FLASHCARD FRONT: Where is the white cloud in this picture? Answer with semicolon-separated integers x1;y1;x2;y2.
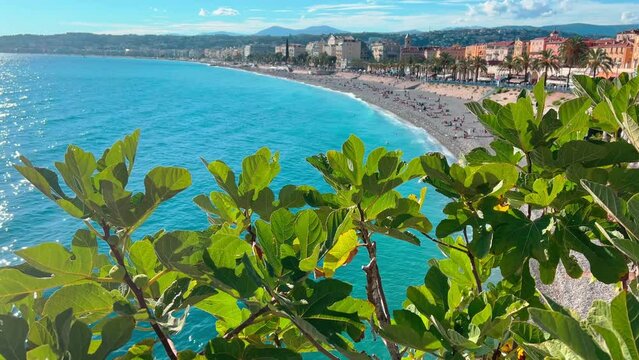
198;8;208;17
468;0;559;19
63;0;639;35
621;11;639;24
212;7;239;16
307;2;395;13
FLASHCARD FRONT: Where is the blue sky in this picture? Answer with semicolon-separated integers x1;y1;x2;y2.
1;0;638;35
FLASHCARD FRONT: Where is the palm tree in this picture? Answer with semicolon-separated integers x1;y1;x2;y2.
514;52;532;83
439;52;455;76
499;55;519;80
586;48;614;77
533;50;560;85
457;58;470;81
470;56;487;82
449;61;459;81
559;37;588;86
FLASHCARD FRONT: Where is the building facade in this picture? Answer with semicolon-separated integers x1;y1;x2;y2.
529;31;566;57
305;41;326;57
590;39;635;69
370;40;400;62
437;45;465;60
617;29;639;42
485;41;514;62
465;43;486;59
399;34;425;61
322;35;362;68
513;39;529;57
275;44;306;58
423;47;440;60
336;37;362;68
244;44;273;58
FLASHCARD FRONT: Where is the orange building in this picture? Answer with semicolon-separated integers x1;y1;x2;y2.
513;39;529;57
617;29;639;42
590;39;635;69
465;43;486;58
485;41;514;63
437;45;466;60
634;37;639;69
529;30;566;57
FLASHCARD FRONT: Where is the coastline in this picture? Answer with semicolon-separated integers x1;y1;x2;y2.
208;64;615;315
212;64;495;158
3;53;612;315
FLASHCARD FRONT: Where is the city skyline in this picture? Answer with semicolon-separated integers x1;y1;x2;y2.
1;0;639;36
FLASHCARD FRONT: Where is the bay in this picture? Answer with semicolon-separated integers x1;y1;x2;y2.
0;54;450;358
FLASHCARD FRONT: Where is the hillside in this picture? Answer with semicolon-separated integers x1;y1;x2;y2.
0;27;591;56
255;26;345;36
539;23;639;37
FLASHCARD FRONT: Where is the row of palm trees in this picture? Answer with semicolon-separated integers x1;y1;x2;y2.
497;37;615;85
368;56;490;82
368;37;616;87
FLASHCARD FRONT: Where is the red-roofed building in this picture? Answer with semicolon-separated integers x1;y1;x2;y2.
529;30;566;57
437;45;466;60
589;38;635;69
399;34;426;61
485;41;514;63
617;29;639;42
465;43;487;59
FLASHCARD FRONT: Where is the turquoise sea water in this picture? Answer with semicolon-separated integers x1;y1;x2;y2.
0;54;451;358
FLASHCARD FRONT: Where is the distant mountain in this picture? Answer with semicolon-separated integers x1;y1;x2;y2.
397;29;424;35
442;26;486;31
255;26;345;36
538;23;639;37
199;31;241;36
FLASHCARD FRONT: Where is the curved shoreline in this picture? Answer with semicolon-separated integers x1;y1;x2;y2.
210;64;493;158
215;65;458;160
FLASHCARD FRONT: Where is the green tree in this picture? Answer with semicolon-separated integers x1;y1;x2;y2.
514;51;532;83
470;55;487;81
533;49;560;86
438;52;455;75
457;58;470;81
586;47;614;77
559;36;588;86
498;54;520;79
2;73;639;360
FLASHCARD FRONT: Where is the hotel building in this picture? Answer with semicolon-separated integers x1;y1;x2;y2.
485;41;514;63
275;44;306;58
371;40;400;62
244;44;274;59
529;30;566;57
465;43;487;59
399;34;426;61
513;39;529;57
437;45;466;60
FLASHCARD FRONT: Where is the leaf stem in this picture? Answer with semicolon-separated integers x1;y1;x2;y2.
463;228;483;293
288;316;340;360
423;233;469;253
356;203;401;360
223;304;270;340
145;269;170;290
101;223;178;360
84;220;106;240
525;152;533;219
